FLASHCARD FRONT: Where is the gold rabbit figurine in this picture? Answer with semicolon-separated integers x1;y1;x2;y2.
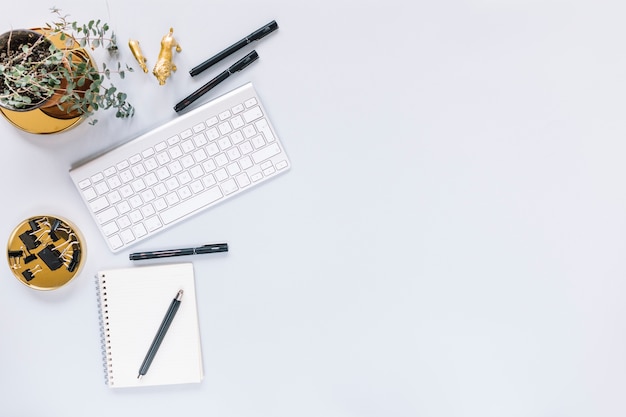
128;39;148;73
152;28;182;85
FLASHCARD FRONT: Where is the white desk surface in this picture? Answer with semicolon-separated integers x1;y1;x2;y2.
1;1;626;416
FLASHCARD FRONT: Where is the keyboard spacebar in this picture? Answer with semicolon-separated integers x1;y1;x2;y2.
160;186;224;225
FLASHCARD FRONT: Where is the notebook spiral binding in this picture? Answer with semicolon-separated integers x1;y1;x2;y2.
95;273;114;386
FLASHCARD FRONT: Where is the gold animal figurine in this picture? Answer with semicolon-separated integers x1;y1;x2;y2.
128;39;148;73
152;28;182;85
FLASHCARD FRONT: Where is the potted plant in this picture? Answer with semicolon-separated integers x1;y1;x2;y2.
0;8;134;125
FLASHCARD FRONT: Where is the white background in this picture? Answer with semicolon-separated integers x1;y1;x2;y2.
1;0;626;416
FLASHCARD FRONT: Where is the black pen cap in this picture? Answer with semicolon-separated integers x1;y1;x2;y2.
230;50;259;72
249;20;279;41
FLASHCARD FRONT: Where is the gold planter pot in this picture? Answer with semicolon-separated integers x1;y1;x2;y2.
0;28;95;134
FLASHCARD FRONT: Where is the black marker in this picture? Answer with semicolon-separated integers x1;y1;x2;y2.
174;51;258;112
129;243;229;261
137;290;183;380
189;20;278;76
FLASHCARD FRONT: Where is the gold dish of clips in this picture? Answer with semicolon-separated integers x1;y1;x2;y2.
6;215;85;290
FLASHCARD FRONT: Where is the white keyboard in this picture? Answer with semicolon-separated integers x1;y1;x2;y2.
70;83;290;252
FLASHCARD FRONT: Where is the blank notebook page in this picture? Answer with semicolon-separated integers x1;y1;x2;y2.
96;262;203;388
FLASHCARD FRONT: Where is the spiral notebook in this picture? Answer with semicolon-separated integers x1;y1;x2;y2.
96;262;204;388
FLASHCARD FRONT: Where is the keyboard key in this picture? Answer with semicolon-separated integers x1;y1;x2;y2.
129;154;142;164
83;187;97;201
117;215;131;228
221;179;238;195
256;119;275;142
120;229;135;244
190;180;204;194
120;185;134;198
193;149;208;163
131;164;146;177
243;106;263;123
169;145;183;159
78;178;91;189
202;160;216;173
215;154;229;167
252;143;281;164
236;173;251;188
218;137;232;150
144;157;158;171
178;186;192;200
132;223;147;238
129;210;143;223
90;196;109;212
117;202;131;215
231;115;245;129
206;127;219;141
240;156;253;170
131;179;146;192
141;203;156;217
166;192;180;206
178;171;192;185
102;221;119;236
231;131;244;145
242;125;256;138
218;121;232;135
97;207;118;224
252;135;266;149
215;168;228;182
145;216;162;232
206;142;219;156
108;190;122;205
190;165;204;179
119;170;134;183
154;198;167;211
181;140;195;153
202;174;217;188
117;160;130;170
155;141;167;152
227;147;241;161
107;175;122;189
227;162;241;176
193;134;208;147
169;160;183;174
161;186;223;224
129;195;143;209
181;155;195;169
108;235;123;250
240;141;253;155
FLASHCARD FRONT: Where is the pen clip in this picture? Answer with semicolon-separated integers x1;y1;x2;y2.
229;50;259;73
248;21;279;42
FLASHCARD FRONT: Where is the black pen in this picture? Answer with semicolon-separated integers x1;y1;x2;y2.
174;51;258;112
138;290;183;380
129;243;229;261
189;20;278;76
